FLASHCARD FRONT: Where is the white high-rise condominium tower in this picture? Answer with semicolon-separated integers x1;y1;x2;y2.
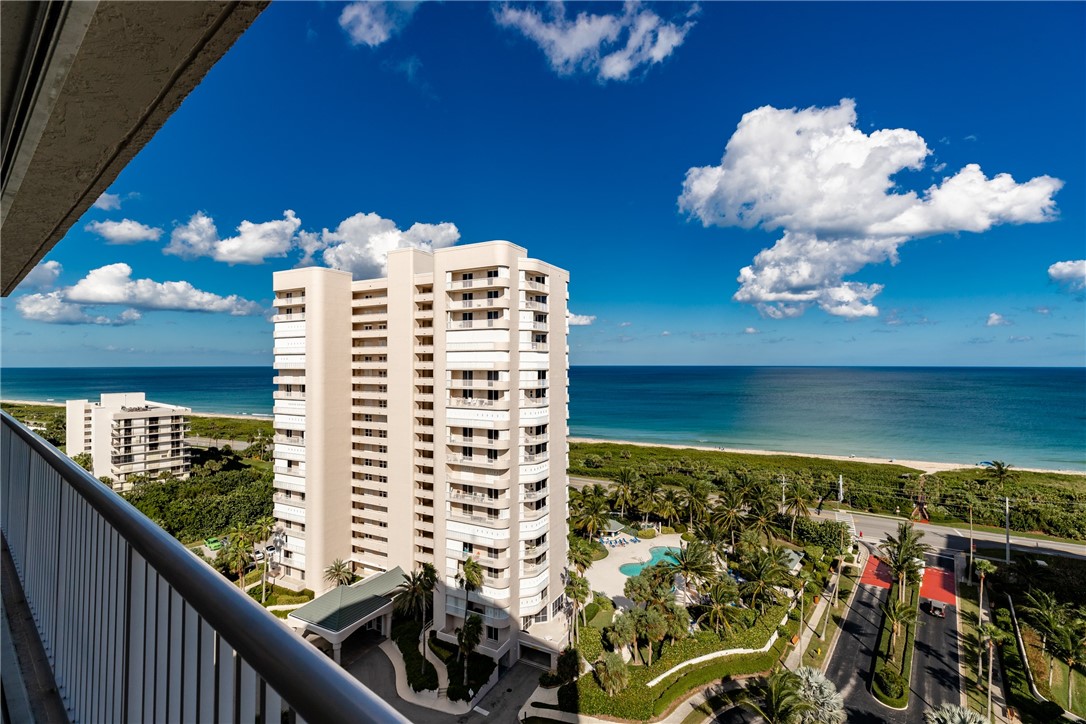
271;241;570;667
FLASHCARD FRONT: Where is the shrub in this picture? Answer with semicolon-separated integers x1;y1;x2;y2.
579;626;603;664
681;532;696;542
391;619;437;691
673;523;688;534
583;602;600;623
583;455;604;469
874;669;906;699
446;652;496;701
660;526;675;535
557;647;582;682
638;528;657;539
427;631;456;663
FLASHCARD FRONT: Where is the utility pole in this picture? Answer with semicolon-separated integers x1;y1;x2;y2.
968;504;974;584
1005;497;1011;564
780;475;787;510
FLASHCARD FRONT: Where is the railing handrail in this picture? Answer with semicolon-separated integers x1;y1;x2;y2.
1;412;406;723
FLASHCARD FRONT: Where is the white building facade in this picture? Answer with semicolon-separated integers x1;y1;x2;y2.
271;241;570;666
65;392;191;489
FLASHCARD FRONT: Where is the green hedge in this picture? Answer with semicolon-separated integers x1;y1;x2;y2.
994;606;1067;723
870;583;919;708
391;619;438;691
579;626;603;664
549;604;790;720
427;631;456;663
660;526;675;535
638;529;657;539
446;653;497;702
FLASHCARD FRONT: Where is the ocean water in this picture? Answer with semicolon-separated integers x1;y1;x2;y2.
2;366;1083;470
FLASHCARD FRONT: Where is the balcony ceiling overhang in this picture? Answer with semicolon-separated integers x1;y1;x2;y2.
0;1;268;296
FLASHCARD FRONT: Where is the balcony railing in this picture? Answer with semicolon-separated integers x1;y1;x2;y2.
1;412;405;724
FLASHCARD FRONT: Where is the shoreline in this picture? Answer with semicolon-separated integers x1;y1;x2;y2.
5;399;1079;475
1;399;271;421
569;436;1085;476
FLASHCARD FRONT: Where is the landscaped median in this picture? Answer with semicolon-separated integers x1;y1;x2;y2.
534;604;797;721
870;582;919;709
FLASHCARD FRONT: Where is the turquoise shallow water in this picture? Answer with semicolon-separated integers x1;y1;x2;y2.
2;365;1083;470
619;546;681;577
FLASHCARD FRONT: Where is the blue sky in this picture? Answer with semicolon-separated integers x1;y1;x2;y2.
3;1;1084;367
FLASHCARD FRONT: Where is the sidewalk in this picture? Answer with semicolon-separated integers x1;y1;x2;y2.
783;596;830;670
955;551;1012;724
377;639;474;715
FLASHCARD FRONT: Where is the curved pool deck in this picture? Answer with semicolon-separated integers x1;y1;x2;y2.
584;533;687;600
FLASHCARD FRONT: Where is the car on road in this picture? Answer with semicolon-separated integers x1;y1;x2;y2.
253;550;265;562
266;545;276;554
929;601;946;617
205;537;222;551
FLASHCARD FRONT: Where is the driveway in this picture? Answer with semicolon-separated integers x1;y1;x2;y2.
825;583;909;723
910;555;961;717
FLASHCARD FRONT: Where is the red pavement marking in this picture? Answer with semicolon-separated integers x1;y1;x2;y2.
920;566;957;606
860;555;894;588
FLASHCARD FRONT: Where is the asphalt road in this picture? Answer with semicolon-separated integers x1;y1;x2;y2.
825;583;909;723
912;565;962;718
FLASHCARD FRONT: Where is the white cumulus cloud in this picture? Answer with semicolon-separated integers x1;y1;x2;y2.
568;312;596;326
65;263;262;315
986;313;1011;327
494;1;695;82
743;327;759;334
339;2;419;47
92;192;121;210
678;99;1063;319
85;218;163;244
20;260;62;290
16;291;139;326
298;211;459;279
1048;259;1086;292
165;210;301;265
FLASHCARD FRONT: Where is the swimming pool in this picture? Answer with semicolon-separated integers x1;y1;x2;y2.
619;546;682;577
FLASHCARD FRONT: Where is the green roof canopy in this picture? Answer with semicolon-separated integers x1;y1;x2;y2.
289;567;406;634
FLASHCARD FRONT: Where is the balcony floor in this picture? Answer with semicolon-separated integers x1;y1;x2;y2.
1;537;69;724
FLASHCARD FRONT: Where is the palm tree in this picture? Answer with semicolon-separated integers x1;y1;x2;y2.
748;507;780;545
572;492;610;540
882;598;918;661
663;602;690;647
794;666;844;724
607;612;639;664
696;519;731;571
739;547;790;614
222;536;252;589
565;572;590;644
656;488;682;528
878;521;931;602
567;537;594;575
784;484;813;541
394;567;437;673
611;467;639;518
974;559;996;621
594;652;628;696
712;488;748;550
1019;589;1065;685
668;540;715;601
742;668;813;724
679;479;711;529
324;558;353;587
641;608;667;666
923;704;987;724
1051;619;1086;708
697;579;743;636
635;479;663;525
455;614;483;684
984;461;1016;490
977;623;1003;719
457;557;483;595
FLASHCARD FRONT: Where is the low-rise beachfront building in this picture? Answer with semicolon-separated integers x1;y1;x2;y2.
66;392;191;490
270;240;571;668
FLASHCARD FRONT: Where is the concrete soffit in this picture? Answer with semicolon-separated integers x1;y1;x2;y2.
0;0;268;296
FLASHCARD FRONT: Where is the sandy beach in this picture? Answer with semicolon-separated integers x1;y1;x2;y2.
569;436;1084;476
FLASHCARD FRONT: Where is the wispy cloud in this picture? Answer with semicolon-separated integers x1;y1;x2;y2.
86;219;162;244
494;1;696;82
743;326;759;335
679;99;1062;319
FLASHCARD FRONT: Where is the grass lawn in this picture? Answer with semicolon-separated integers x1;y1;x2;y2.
804;566;858;671
957;583;989;716
1047;657;1086;717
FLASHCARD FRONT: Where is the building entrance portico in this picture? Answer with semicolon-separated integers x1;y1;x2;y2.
287;567;406;664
